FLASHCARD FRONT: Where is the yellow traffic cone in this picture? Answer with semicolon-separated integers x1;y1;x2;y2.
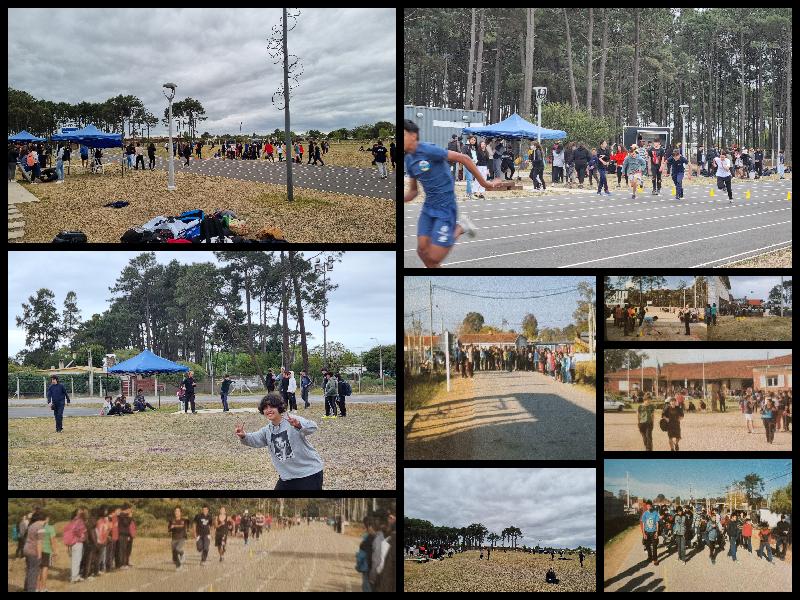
672;187;676;197
710;189;715;197
788;191;792;201
745;190;751;200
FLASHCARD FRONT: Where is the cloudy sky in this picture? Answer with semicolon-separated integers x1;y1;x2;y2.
616;349;791;368
8;8;395;135
405;468;596;549
7;251;394;356
604;459;792;502
405;276;595;333
612;276;789;301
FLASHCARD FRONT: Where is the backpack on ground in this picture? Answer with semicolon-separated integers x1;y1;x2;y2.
120;228;158;244
52;231;88;243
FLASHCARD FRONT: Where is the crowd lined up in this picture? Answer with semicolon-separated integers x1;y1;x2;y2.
451;345;580;384
12;504;396;593
639;500;791;566
634;388;792;451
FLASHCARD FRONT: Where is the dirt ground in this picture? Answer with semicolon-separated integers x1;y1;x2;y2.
723;246;792;268
604;409;792;451
605;319;705;341
8;521;362;592
7;404;395;490
404;549;596;592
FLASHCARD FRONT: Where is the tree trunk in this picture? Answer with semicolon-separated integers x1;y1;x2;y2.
740;26;745;145
465;8;476;110
597;8;609;118
563;9;578;110
521;8;535;119
632;9;640;126
785;26;792;163
472;9;485;111
280;252;291;369
585;8;594;114
288;251;310;375
491;42;501;123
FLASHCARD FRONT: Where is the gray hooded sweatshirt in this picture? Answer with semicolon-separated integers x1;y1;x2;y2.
240;414;323;480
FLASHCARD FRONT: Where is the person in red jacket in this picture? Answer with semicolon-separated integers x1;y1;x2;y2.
611;144;628;188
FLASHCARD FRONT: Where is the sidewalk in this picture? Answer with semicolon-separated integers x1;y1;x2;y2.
8;180;40;241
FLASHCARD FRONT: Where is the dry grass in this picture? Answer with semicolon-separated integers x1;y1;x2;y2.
7;404;396;490
404;550;596;592
707;316;792;341
723;246;792;268
12;169;394;243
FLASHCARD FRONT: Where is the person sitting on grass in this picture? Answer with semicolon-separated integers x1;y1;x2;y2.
234;392;324;490
116;395;134;414
546;567;559;584
133;388;157;412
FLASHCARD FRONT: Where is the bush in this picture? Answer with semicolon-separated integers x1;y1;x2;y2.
574;362;596;387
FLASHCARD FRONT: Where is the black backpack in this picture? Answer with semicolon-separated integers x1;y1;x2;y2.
343;381;352;396
120;228;158;244
52;230;88;243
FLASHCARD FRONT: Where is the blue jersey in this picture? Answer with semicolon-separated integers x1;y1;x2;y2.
405;142;456;217
641;510;660;533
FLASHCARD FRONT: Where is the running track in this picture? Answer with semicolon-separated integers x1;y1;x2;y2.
404;179;792;267
73;521;361;593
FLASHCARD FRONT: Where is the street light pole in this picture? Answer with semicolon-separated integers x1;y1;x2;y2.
532;87;548;146
371;337;384;394
282;8;294;202
163;83;177;191
316;256;334;369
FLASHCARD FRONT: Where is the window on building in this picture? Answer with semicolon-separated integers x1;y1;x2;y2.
766;376;778;387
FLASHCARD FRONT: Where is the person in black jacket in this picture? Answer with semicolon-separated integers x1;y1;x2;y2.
573;143;590;187
447;134;460;180
336;373;348;417
754;148;764;179
46;375;71;432
181;371;197;414
147;142;156;170
220;375;232;412
529;142;546;190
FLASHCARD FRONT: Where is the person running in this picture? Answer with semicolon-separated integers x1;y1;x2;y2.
404;120;500;268
757;522;775;563
622;145;646;199
235;392;324;490
662;396;684;451
220;374;232;412
648;139;667;195
46;375;71;433
596;140;611;197
640;501;660;566
666;149;689;199
714;150;733;202
214;507;229;562
637;393;656;451
241;510;252;546
168;506;190;570
194;506;213;566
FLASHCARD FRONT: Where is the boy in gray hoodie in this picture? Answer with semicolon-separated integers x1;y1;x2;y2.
235;393;324;490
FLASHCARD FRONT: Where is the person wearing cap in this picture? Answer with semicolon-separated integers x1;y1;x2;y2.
46;375;71;433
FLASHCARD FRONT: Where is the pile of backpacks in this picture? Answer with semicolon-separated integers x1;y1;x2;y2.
120;209;288;244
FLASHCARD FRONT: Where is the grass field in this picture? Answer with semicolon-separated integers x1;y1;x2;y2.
403;373;448;411
707;316;792;341
404;550;596;592
7;404;395;490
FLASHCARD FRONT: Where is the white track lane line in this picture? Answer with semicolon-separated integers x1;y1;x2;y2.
689;241;793;267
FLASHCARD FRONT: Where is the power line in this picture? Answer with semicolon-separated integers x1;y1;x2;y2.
431;286;580;301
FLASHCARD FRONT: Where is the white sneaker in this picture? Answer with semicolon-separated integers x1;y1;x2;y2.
458;215;477;238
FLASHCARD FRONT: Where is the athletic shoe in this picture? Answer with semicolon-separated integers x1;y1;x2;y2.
602;192;612;197
458;215;477;238
631;194;636;199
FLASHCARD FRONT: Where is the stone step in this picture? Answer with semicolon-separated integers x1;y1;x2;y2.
8;229;25;240
8;220;25;229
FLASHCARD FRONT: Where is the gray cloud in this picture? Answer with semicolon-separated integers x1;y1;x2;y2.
8;8;395;135
404;468;596;549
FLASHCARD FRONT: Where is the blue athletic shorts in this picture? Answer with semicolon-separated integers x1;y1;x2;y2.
418;207;457;247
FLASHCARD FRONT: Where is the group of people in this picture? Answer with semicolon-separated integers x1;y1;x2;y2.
634;387;792;450
8;142;70;184
640;500;791;566
450;344;579;384
124;141;159;169
13;504;138;592
101;389;157;415
356;510;396;592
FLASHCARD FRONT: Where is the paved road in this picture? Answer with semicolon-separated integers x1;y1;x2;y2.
604;525;791;592
106;152;395;200
72;522;360;593
404;179;792;267
405;370;595;460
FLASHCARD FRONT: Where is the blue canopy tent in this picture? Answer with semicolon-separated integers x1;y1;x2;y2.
462;113;567;140
108;349;188;407
51;123;123;148
8;130;47;142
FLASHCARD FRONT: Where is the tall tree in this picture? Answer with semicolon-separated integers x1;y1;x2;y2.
521;8;536;118
563;9;578;110
597;9;610;118
465;8;477;110
632;9;641;125
472;9;486;111
61;291;82;349
585;8;594;114
16;289;61;352
288;251;310;375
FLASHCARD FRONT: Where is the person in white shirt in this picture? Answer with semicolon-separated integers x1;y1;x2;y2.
287;371;298;411
714;150;733;202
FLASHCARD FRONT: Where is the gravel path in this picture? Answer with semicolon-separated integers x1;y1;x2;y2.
405;370;595;460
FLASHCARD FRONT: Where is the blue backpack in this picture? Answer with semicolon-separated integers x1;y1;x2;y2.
355;549;369;573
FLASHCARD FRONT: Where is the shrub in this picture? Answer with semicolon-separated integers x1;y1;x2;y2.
574;361;596;387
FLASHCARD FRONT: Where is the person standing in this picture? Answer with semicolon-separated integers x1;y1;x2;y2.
648;139;666;195
761;399;776;444
287;370;298;411
492;139;504;180
64;508;87;583
741;517;753;554
726;513;740;562
168;506;189;570
578;550;585;568
300;370;311;409
336;372;348;417
552;142;565;184
135;143;145;170
774;514;790;559
220;374;232;412
16;512;31;558
55;145;65;184
214;507;229;562
777;150;785;179
706;513;721;564
673;507;688;563
596;140;611;197
447;134;461;180
530;142;547;191
564;142;576;187
37;512;57;592
389;141;396;170
46;375;71;433
714;150;733;202
637;393;656;451
117;505;133;570
22;510;47;593
280;369;290;407
667;149;689;199
757;522;774;563
663;396;684;451
754;147;763;178
181;370;197;414
358;517;376;592
744;393;755;433
80;144;89;170
194;506;213;566
323;372;338;418
640;501;660;566
147;142;156;170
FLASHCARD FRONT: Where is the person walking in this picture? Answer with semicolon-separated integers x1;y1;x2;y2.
648;139;666;195
744;393;755;433
220;374;232;412
714;150;733;202
147;142;156;170
300;370;311;409
761;399;776;443
564;142;576;187
741;517;753;554
168;507;189;570
622;145;646;199
530;141;546;190
183;142;191;167
726;513;740;562
181;370;197;414
194;506;213;566
756;522;774;563
336;372;348;417
662;396;684;451
240;510;251;546
313;142;324;166
667;149;689;199
640;501;660;566
46;375;71;433
578;550;585;568
596;140;611;197
673;507;688;563
373;140;388;178
214;507;229;562
637;393;656;451
706;513;721;564
235;393;325;490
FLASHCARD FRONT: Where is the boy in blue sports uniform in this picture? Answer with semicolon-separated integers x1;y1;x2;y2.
404;120;499;268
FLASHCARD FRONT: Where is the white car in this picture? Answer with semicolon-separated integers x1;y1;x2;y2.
604;396;625;412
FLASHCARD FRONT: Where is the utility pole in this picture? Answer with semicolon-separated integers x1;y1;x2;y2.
429;280;434;366
626;471;630;510
780;275;785;317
